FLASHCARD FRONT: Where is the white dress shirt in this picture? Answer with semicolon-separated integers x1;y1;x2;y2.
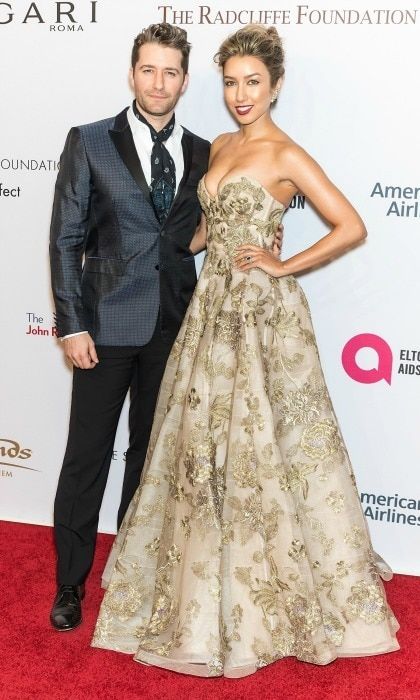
127;104;184;193
63;106;184;340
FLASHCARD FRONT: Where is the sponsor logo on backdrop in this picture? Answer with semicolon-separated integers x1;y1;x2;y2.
289;194;305;210
1;158;59;172
158;5;418;26
362;492;420;527
342;334;392;385
0;1;98;31
371;182;420;218
0;182;21;197
112;450;127;462
25;312;57;337
0;438;38;477
342;333;420;384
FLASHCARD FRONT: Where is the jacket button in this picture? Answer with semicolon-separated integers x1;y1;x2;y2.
155;264;159;271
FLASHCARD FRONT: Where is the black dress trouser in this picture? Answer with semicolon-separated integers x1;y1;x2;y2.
53;319;172;585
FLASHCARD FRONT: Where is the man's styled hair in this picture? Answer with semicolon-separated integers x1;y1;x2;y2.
131;23;191;73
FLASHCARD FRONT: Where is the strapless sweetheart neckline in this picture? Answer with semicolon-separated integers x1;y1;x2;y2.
201;174;287;210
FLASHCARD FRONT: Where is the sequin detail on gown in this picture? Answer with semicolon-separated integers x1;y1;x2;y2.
92;175;399;677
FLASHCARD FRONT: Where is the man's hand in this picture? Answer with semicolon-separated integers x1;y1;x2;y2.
272;222;284;259
63;333;99;369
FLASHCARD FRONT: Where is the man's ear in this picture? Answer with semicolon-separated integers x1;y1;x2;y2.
129;67;134;92
181;72;189;95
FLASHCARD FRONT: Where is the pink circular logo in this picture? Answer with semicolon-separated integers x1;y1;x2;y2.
342;334;393;385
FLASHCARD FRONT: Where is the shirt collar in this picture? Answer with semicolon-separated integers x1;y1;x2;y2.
128;104;182;141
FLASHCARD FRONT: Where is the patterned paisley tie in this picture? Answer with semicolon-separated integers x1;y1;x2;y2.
132;101;176;223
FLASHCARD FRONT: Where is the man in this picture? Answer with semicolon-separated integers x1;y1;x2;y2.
50;23;282;632
49;22;211;632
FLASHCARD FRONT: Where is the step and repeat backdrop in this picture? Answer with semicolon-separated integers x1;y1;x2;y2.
0;1;419;574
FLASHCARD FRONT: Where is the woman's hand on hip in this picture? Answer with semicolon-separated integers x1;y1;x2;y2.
234;244;287;277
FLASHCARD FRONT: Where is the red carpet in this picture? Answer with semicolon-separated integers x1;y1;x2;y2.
0;520;418;700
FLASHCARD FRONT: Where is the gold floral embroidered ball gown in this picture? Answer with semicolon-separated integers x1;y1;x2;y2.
92;175;399;677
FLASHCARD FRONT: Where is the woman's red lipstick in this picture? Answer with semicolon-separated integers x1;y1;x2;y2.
235;105;253;116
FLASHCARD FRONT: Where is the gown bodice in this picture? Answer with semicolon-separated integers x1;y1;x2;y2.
198;175;286;259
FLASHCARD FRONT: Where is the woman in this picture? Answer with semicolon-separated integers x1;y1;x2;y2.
92;25;399;677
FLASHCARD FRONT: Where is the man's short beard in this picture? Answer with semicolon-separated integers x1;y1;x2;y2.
137;96;178;119
144;108;171;117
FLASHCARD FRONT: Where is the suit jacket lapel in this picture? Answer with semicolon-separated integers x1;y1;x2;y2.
178;129;193;194
109;109;153;208
165;130;193;225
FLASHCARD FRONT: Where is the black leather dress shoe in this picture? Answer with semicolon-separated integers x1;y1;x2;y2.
50;584;85;631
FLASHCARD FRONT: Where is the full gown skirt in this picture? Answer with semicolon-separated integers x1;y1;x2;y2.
92;176;399;677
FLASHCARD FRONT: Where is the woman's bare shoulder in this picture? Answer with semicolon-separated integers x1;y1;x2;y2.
211;131;233;144
271;131;317;168
211;131;235;150
209;132;236;164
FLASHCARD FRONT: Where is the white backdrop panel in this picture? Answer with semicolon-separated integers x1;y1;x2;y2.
0;0;419;574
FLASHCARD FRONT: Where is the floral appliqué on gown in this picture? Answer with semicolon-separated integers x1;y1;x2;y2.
92;176;399;677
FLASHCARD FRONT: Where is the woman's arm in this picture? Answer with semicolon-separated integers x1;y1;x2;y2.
188;213;207;254
235;144;366;276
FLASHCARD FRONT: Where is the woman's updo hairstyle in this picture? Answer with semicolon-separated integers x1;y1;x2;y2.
214;24;285;87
